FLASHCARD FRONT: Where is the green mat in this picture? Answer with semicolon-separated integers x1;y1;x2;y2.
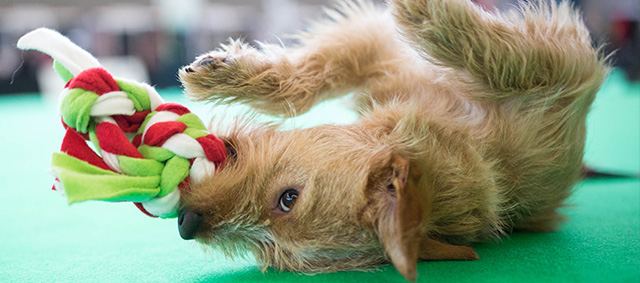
1;70;638;282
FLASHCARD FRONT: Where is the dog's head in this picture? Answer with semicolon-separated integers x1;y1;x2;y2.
179;121;427;281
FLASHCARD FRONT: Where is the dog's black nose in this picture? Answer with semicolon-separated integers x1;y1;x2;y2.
178;208;203;240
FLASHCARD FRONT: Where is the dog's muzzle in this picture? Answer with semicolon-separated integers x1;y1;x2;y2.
178;208;203;240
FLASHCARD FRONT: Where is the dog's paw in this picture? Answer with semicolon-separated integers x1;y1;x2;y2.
178;43;256;102
182;52;232;75
179;51;237;101
179;40;279;103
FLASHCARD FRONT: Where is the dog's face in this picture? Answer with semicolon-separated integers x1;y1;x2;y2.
180;121;423;274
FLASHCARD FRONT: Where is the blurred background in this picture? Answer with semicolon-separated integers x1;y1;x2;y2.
0;0;638;95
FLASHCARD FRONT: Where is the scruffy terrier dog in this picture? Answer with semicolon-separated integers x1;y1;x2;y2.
178;0;608;281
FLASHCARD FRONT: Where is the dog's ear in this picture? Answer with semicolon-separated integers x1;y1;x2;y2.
370;154;424;282
369;154;480;281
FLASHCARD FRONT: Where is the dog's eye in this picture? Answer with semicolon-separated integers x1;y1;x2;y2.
279;188;298;212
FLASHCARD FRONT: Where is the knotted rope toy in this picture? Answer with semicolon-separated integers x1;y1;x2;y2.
18;28;227;237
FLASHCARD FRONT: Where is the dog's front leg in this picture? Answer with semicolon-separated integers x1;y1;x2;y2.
180;2;403;116
419;238;478;261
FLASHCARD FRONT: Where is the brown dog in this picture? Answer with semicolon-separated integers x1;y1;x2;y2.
177;0;609;281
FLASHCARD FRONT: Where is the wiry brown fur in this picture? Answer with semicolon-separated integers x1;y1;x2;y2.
179;0;609;281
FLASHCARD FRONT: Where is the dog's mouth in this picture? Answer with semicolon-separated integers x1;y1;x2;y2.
178;139;237;240
223;139;238;163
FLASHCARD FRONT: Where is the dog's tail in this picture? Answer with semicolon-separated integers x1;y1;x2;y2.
391;0;609;103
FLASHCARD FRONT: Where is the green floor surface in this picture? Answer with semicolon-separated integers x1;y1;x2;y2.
1;70;638;282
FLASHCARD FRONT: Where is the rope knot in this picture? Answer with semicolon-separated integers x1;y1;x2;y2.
16;28;230;219
51;68;227;218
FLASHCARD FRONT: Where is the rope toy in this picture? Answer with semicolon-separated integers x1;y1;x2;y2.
18;28;227;219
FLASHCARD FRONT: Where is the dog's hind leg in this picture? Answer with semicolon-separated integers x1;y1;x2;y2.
391;0;608;101
180;1;403;116
392;0;610;232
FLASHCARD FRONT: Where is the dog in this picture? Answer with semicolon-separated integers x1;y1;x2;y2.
177;0;609;281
